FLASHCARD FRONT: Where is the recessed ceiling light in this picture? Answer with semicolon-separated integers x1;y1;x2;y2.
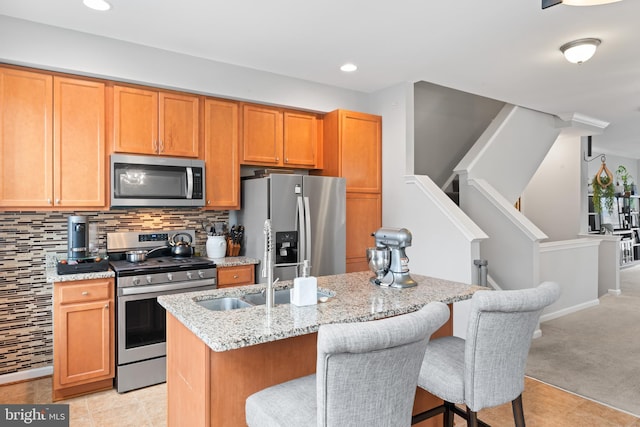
83;0;111;11
340;63;358;72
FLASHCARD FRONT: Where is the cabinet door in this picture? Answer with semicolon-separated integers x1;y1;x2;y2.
204;98;240;209
346;192;381;272
242;104;283;165
159;92;199;158
283;112;318;168
54;278;114;387
340;110;382;193
54;77;106;208
0;67;53;207
56;299;112;385
113;85;158;155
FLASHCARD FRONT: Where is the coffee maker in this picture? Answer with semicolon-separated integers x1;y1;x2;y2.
366;227;417;288
67;215;89;259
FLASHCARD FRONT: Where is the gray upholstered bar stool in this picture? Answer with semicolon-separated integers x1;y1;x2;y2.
245;302;450;427
412;282;560;427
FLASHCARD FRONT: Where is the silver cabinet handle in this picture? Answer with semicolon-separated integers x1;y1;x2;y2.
47;198;52;205
55;199;60;204
104;304;109;309
81;291;89;296
159;139;164;152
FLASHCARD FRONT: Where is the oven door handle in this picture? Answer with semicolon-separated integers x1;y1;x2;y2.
119;279;216;296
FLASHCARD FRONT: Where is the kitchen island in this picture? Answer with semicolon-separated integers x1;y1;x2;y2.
159;271;484;427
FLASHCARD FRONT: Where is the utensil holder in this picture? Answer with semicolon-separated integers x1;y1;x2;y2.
206;235;227;258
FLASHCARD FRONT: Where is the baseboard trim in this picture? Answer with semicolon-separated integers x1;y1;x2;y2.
608;288;622;296
540;299;600;323
0;366;52;385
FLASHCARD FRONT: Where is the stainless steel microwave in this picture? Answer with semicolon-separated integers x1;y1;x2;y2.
110;154;205;207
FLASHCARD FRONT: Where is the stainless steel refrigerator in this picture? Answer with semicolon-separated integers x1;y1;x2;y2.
236;173;346;282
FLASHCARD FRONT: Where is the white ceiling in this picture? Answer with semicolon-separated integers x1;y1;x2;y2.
1;0;639;158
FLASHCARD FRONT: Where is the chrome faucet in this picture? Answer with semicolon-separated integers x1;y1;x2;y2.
262;219;276;309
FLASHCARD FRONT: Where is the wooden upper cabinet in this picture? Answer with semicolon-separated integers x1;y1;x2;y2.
113;85;199;158
54;77;106;207
159;92;199;157
0;67;53;207
113;86;158;155
319;109;382;193
0;67;106;209
203;98;240;210
283;112;317;167
242;104;283;165
241;104;320;169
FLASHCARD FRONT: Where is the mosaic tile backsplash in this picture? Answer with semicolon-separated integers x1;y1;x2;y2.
0;208;228;377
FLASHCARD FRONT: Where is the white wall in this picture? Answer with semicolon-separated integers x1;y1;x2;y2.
0;16;367;114
457;105;561;204
539;239;600;321
368;83;486;338
521;134;582;241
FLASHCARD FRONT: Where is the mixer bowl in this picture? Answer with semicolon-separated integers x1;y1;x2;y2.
366;247;391;278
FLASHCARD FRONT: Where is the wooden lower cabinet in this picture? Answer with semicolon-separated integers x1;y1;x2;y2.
216;264;255;288
166;306;452;426
53;278;115;401
346;192;382;272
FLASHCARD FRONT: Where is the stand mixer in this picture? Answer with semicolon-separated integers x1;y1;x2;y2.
366;227;417;288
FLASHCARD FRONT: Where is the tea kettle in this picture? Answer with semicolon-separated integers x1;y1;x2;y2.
170;232;193;257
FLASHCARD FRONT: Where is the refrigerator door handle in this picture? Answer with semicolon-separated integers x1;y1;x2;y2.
303;196;311;265
297;196;306;264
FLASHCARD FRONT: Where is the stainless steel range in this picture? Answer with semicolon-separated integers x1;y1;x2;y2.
107;230;216;393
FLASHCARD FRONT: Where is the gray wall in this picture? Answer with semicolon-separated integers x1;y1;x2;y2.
414;81;505;187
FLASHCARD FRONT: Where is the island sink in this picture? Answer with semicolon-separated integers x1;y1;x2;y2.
242;289;333;305
196;297;252;311
195;289;334;311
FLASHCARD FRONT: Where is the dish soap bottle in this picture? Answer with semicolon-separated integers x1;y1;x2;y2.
291;260;317;306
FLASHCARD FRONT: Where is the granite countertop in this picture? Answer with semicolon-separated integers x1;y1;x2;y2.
45;253;115;283
208;256;259;267
158;271;485;353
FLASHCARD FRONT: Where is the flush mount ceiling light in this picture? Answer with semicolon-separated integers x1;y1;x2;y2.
563;0;622;5
83;0;111;11
542;0;622;8
340;63;358;72
560;38;601;63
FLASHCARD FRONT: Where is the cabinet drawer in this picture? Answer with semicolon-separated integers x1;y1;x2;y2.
57;279;112;304
217;265;255;288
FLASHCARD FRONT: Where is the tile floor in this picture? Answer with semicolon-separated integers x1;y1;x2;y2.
0;376;638;426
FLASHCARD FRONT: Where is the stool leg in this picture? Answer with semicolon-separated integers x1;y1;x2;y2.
443;401;454;427
468;410;479;427
512;394;525;427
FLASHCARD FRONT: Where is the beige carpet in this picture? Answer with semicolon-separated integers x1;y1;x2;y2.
526;264;640;416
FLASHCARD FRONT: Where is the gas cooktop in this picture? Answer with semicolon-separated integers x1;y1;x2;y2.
107;229;215;276
109;256;215;274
